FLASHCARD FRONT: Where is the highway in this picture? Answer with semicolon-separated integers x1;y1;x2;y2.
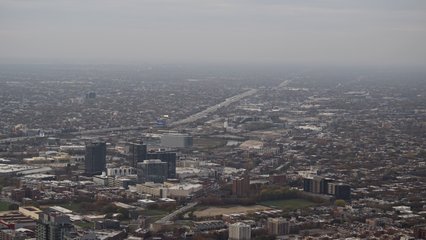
169;88;257;127
69;125;148;135
0;89;256;142
0;126;149;143
155;201;198;224
0;136;44;144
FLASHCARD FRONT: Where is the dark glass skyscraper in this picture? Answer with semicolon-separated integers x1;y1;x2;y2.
146;151;177;178
84;141;106;175
137;159;168;183
128;142;147;168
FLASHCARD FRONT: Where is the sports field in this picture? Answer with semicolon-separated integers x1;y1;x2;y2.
194;205;271;218
260;199;317;210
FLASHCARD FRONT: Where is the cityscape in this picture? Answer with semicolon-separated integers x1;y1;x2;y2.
0;0;426;239
0;65;425;239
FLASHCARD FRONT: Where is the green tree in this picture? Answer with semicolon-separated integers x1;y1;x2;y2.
335;199;346;207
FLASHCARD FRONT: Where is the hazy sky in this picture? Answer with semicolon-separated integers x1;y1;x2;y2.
1;0;425;66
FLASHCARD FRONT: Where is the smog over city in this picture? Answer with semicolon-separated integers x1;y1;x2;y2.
0;0;425;239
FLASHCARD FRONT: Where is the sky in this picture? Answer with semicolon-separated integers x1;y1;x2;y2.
0;0;425;66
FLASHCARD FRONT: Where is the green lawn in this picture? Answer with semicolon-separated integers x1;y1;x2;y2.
74;221;94;229
58;202;85;213
260;199;317;210
0;201;11;211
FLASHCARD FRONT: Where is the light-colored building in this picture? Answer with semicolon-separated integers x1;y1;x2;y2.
176;167;210;179
135;182;164;197
229;222;251;240
135;182;202;198
19;206;42;220
93;175;109;186
267;217;290;235
166;183;203;198
161;133;193;148
106;166;136;177
0;164;51;177
0;211;36;230
49;206;73;214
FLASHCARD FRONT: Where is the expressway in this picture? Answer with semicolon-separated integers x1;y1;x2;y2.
155;201;198;224
69;125;147;135
0;135;43;144
0;126;148;143
0;89;256;142
169;88;257;127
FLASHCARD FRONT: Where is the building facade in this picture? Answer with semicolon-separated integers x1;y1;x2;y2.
137;159;168;183
161;133;193;148
128;142;147;168
267;217;290;235
232;174;250;197
36;212;72;240
146;151;177;179
229;222;251;240
84;142;106;176
303;176;351;200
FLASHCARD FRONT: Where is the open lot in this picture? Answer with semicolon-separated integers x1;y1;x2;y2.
193;137;226;149
194;205;271;218
260;199;317;210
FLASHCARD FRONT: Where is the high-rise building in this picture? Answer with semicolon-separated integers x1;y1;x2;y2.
137;159;168;183
36;212;73;240
303;178;313;192
232;174;250;197
267;217;290;235
312;176;323;194
128;142;147;168
84;142;106;175
333;183;351;200
303;176;351;200
147;151;177;178
229;222;251;240
160;133;193;148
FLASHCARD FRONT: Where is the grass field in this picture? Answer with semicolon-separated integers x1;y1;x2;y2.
58;202;85;213
74;221;94;229
260;199;317;210
0;201;11;211
194;205;271;218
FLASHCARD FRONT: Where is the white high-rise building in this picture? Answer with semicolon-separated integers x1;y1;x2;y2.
229;222;251;240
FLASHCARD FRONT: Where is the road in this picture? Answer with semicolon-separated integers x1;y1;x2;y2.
69;125;148;135
0;136;44;144
0;89;256;142
0;126;148;143
169;88;257;127
155;201;198;224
